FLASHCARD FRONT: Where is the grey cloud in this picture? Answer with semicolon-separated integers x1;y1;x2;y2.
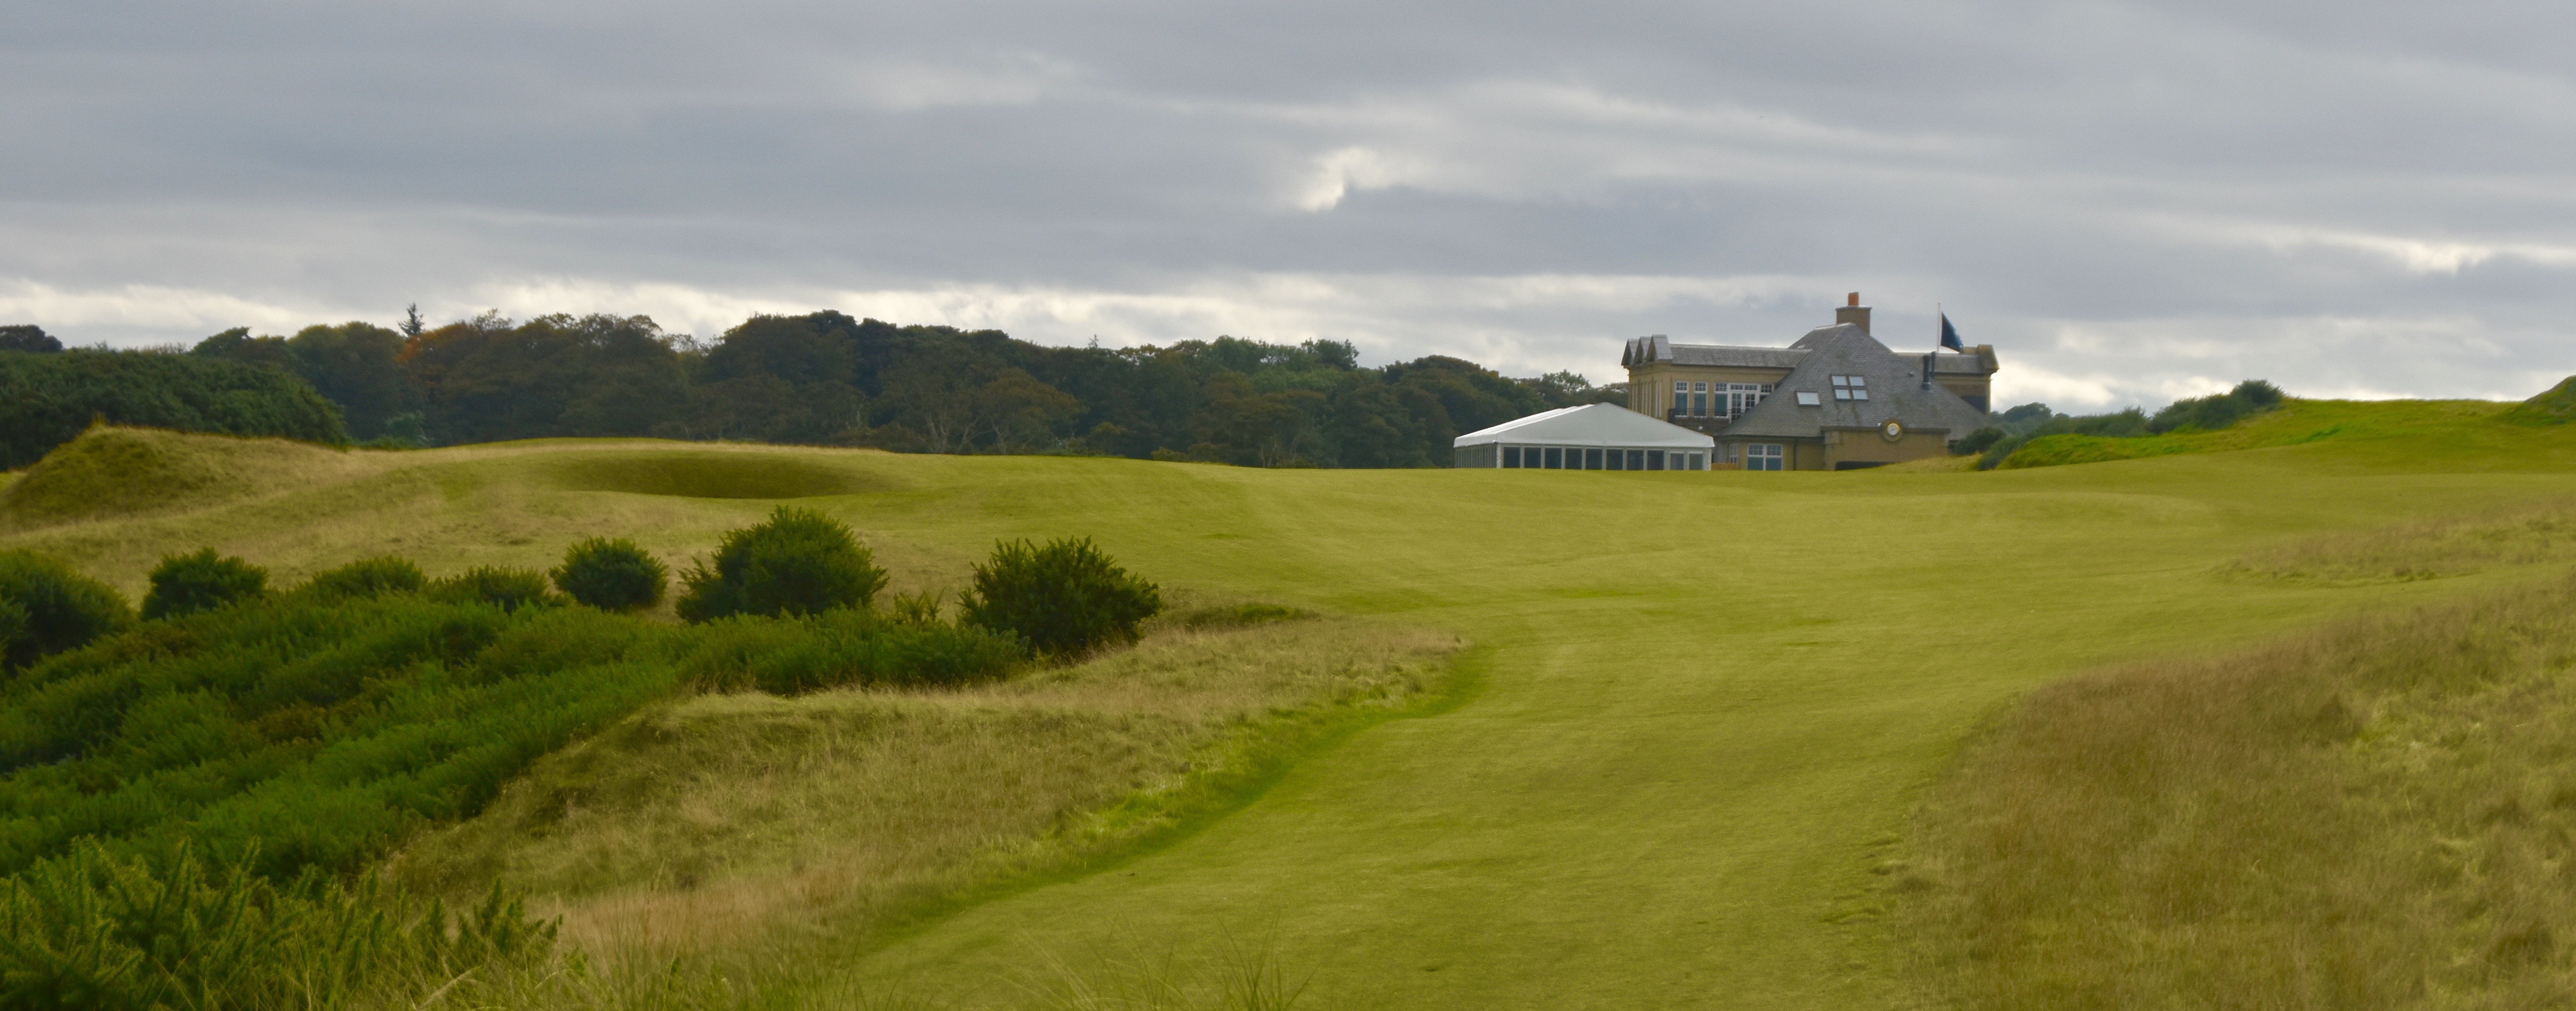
5;0;2576;408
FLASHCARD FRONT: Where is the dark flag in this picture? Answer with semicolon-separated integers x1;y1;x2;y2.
1939;312;1966;351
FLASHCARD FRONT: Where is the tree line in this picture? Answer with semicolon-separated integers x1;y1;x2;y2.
0;313;1625;469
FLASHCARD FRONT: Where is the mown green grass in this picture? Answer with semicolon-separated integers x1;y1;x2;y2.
12;419;2576;1008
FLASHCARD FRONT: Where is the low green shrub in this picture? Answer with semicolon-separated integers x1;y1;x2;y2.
298;555;425;600
1951;426;2007;456
961;536;1163;657
0;549;134;670
678;609;1023;694
2149;379;2285;433
1977;408;2151;469
1;842;555;1011
142;548;270;620
551;537;667;612
676;506;888;622
0;596;659;878
0;554;1025;883
431;565;561;613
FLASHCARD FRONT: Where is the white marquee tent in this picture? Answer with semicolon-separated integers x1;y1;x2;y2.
1452;403;1715;471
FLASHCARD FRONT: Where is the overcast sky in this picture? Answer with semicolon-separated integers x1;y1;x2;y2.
5;0;2572;409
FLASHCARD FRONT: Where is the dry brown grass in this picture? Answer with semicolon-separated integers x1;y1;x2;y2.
391;616;1462;964
2220;498;2576;585
1902;571;2576;1010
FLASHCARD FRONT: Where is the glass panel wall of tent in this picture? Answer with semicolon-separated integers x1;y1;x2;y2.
1497;446;1708;471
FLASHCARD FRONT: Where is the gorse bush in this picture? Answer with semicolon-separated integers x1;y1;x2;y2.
551;537;667;612
1951;426;2007;457
297;555;426;601
1971;382;2289;468
961;536;1163;657
0;596;670;879
0;349;348;469
430;565;561;613
679;608;1024;694
0;549;133;671
1976;408;2151;469
2149;379;2285;433
0;557;1022;884
141;548;269;620
1;842;556;1011
676;506;888;622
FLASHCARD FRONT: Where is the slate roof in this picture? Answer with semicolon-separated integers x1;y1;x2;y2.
1453;403;1715;450
1622;334;1809;370
1717;325;1994;441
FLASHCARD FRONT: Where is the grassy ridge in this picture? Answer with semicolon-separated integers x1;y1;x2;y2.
1996;397;2515;469
1902;568;2576;1009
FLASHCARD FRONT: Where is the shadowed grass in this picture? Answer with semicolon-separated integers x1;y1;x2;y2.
1902;571;2576;1010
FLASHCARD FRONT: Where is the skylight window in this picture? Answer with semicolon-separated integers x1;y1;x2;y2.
1829;375;1869;401
1795;391;1821;406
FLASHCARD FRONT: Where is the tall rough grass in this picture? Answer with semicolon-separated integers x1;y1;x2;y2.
2220;497;2576;585
393;616;1462;970
1903;571;2576;1009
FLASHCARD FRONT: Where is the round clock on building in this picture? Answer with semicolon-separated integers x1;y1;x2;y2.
1881;420;1905;441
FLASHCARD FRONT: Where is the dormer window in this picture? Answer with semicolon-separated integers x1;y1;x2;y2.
1830;375;1869;401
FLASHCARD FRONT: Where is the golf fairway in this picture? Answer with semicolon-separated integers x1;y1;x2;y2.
10;411;2576;1008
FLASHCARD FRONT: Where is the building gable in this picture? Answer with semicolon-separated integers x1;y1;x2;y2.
1720;325;1990;441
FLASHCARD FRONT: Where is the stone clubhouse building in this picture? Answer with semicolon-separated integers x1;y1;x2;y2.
1628;294;1997;470
1453;294;2001;471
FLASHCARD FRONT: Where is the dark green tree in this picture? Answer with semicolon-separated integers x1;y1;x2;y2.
286;322;412;440
0;325;64;353
0;349;347;469
190;327;296;371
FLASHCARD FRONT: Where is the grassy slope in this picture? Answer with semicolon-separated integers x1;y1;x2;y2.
1999;397;2511;469
11;421;2576;1008
1903;571;2576;1008
392;616;1462;960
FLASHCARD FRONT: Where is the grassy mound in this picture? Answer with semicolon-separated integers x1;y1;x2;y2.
0;426;369;530
1995;397;2515;469
1902;572;2576;1008
545;449;883;499
393;616;1461;960
2499;375;2576;426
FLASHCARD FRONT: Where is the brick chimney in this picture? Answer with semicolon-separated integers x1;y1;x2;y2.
1834;291;1870;334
